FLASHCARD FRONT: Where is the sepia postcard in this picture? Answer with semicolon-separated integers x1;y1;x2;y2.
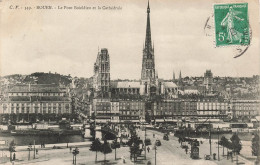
0;0;260;164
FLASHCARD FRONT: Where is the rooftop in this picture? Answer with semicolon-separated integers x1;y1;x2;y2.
8;84;63;93
111;81;141;88
9;96;70;102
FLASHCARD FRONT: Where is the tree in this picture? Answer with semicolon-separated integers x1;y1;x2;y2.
219;136;228;156
252;133;259;156
127;132;141;162
89;138;102;163
130;141;140;162
101;139;112;163
127;132;139;147
230;133;242;154
9;140;16;162
111;139;120;160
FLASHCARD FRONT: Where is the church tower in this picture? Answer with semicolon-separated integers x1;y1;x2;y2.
93;48;110;97
140;0;158;96
141;0;155;81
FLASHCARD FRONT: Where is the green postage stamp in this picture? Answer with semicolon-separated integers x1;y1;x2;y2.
214;3;250;47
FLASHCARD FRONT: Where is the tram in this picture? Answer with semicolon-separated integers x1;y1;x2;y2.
190;146;199;159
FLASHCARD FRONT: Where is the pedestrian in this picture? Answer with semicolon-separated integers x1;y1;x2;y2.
185;148;188;154
70;146;72;153
12;153;16;161
147;146;150;153
123;156;126;163
213;153;216;160
36;149;38;155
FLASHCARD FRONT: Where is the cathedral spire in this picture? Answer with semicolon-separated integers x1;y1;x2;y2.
179;70;182;80
147;0;150;13
141;0;155;81
145;0;152;49
173;70;175;81
178;70;183;86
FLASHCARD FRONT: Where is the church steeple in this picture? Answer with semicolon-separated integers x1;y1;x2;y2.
173;70;175;81
178;70;183;87
179;70;182;81
145;0;152;50
141;0;155;81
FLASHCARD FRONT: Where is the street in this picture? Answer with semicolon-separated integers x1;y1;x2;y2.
137;129;218;165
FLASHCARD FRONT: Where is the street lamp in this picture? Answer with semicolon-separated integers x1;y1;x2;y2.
33;140;36;159
209;121;212;156
144;123;147;160
153;143;157;165
217;126;220;161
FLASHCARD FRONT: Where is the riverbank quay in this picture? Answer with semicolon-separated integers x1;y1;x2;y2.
0;141;92;164
0;141;144;165
15;141;92;151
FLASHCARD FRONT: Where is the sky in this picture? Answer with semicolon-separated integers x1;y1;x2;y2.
1;0;260;79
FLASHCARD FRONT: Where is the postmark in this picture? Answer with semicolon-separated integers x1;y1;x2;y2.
214;3;250;47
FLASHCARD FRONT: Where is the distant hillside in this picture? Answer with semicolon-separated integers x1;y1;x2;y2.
23;72;72;86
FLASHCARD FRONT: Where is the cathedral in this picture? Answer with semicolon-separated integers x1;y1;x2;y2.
93;1;178;99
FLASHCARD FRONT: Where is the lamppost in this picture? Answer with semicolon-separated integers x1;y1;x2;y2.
153;143;157;165
217;126;220;161
144;124;147;160
33;140;36;159
209;121;212;156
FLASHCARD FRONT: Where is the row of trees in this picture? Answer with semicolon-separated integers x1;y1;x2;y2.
89;138;120;163
219;133;242;156
220;132;260;162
